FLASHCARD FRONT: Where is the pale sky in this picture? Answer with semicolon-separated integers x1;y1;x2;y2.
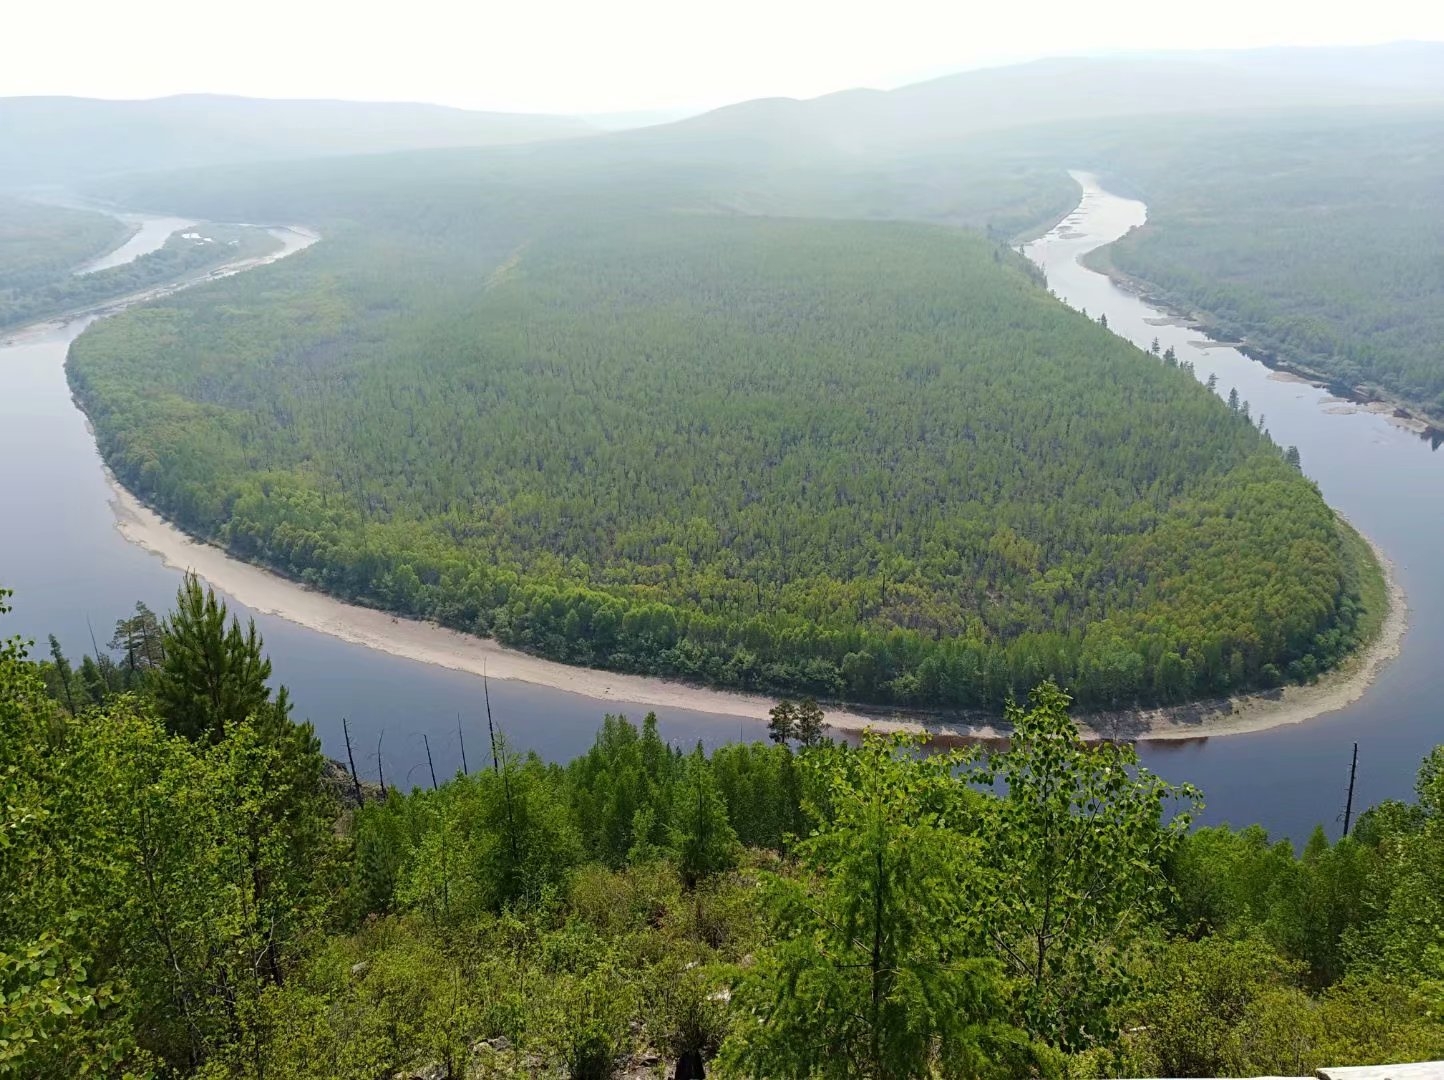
7;0;1443;115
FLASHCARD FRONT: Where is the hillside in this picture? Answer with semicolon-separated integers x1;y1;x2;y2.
7;582;1444;1076
66;148;1378;712
635;42;1444;158
0;94;594;188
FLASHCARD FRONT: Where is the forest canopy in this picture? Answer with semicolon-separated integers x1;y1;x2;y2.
0;196;126;287
67;151;1382;710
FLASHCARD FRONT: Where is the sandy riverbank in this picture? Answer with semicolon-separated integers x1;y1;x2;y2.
106;479;893;732
107;474;1407;744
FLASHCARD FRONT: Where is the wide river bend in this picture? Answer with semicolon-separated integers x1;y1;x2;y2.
2;176;1440;841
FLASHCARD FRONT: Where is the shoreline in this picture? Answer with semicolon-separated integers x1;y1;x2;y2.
105;478;884;733
1079;246;1444;441
106;474;1408;745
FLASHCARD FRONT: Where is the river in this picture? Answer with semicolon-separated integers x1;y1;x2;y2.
74;213;197;275
2;180;1440;842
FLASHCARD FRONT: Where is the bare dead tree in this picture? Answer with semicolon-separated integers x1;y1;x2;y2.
342;717;365;805
423;733;439;791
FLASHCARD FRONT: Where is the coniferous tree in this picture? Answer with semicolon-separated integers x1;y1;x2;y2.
670;748;739;889
46;635;77;715
767;700;798;745
722;734;1028;1078
155;573;280;742
794;698;826;748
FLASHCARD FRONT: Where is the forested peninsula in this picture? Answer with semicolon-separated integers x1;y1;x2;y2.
67;150;1386;714
64;151;1374;713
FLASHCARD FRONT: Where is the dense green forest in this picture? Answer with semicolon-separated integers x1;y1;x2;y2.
0;211;278;330
1064;109;1444;421
4;580;1441;1078
69;159;1381;709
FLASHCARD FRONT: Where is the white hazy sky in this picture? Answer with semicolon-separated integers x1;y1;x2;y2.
7;0;1443;114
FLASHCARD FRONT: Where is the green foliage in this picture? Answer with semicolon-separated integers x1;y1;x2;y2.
720;733;1025;1079
395;749;584;919
1345;746;1444;983
1128;935;1313;1078
1169;823;1375;987
975;682;1197;1049
155;573;283;742
709;740;805;850
0;586;338;1077
566;712;678;867
1085;109;1444;419
6;581;1442;1077
669;749;740;889
1109;939;1444;1079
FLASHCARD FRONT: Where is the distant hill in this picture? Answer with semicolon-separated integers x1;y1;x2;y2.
0;95;595;189
637;42;1444;158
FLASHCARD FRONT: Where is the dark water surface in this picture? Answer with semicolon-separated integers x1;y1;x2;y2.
3;181;1439;841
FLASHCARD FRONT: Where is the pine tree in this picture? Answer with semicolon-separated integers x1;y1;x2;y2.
670;749;738;889
47;635;77;715
108;602;165;674
767;700;798;745
794;698;826;748
155;573;281;742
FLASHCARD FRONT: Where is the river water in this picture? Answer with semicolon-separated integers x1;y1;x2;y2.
2;182;1440;841
74;213;196;274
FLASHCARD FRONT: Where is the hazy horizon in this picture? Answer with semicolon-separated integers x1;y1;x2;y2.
7;0;1444;115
